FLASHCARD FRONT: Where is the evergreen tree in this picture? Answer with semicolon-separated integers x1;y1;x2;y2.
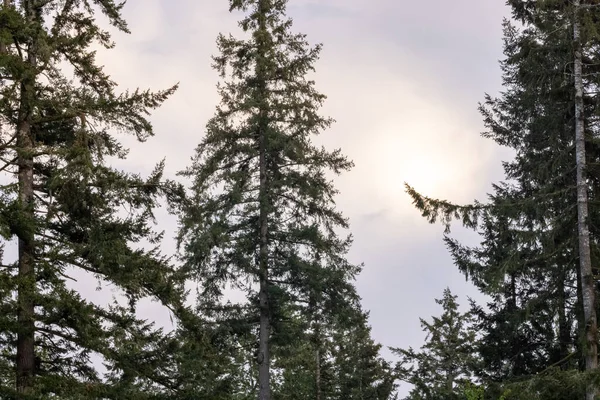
405;0;600;396
330;309;397;400
270;301;397;400
177;0;359;398
162;305;259;399
391;289;477;400
0;0;184;397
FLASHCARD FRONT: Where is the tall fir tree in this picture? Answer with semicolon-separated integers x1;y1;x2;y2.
177;0;359;398
572;1;598;397
405;0;600;396
0;0;185;397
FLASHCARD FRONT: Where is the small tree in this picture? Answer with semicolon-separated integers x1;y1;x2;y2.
391;289;477;400
271;302;397;400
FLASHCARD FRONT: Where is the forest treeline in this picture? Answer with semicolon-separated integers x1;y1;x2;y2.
0;0;598;399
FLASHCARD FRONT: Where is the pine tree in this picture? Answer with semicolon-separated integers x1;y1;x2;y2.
391;289;477;400
0;0;184;397
177;0;359;398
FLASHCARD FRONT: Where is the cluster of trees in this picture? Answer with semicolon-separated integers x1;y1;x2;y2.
0;0;395;399
4;0;600;399
398;0;600;399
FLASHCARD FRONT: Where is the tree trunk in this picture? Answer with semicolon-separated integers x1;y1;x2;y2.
315;348;321;400
256;2;270;398
257;95;271;400
258;272;270;400
577;258;587;371
557;268;570;369
573;1;598;398
16;0;36;391
16;91;35;394
314;318;322;400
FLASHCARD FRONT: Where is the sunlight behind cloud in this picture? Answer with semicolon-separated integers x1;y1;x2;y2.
312;46;499;223
368;116;468;207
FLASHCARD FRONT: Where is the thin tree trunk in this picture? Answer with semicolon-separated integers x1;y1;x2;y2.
308;264;322;400
16;1;36;392
314;313;322;400
557;268;570;369
573;1;598;398
256;1;270;398
315;347;321;400
577;259;587;371
257;96;271;400
257;208;270;400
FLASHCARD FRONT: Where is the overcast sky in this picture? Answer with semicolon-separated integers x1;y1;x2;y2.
86;0;514;395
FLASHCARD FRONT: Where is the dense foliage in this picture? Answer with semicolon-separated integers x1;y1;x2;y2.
406;0;600;398
176;0;368;398
392;289;478;400
0;0;188;398
0;0;395;399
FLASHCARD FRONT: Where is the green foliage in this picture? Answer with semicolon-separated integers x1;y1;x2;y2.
11;0;600;398
462;382;510;400
178;0;357;309
488;368;586;400
329;310;397;400
0;0;185;397
177;0;361;394
463;382;485;400
392;289;477;400
269;303;397;400
161;305;260;399
405;0;600;396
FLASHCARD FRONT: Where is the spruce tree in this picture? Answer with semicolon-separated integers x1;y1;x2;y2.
269;299;397;400
391;289;477;400
405;0;600;395
330;309;397;400
0;0;184;397
177;0;358;398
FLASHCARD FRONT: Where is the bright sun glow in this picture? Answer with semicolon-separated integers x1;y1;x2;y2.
363;119;473;212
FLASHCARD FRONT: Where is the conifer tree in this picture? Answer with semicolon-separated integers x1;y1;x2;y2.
161;306;258;399
0;0;184;397
270;300;397;400
391;289;477;400
572;1;598;398
330;309;397;400
177;0;358;398
405;0;600;396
